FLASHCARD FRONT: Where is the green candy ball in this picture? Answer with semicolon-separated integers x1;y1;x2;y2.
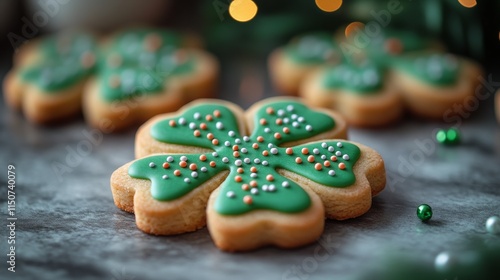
417;204;433;222
436;128;460;145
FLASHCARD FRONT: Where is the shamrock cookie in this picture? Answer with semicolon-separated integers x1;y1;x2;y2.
3;32;97;123
83;28;219;131
110;98;386;251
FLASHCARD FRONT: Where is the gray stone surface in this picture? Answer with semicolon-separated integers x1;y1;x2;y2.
1;56;499;280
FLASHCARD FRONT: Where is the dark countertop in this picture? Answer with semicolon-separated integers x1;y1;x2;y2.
1;55;499;280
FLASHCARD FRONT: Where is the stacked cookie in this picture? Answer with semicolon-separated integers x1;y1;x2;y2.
4;28;218;131
269;29;483;126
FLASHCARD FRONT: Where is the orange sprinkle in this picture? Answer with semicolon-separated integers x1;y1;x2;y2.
260;118;267;125
295;157;303;164
235;176;242;182
250;167;257;173
169;120;176;127
210;161;216;167
274;132;281;139
331;156;337;162
233;151;240;157
199;154;207;161
212;139;219;145
324;161;331;167
257;136;264;142
213;110;221;117
242;184;250;191
315;163;322;171
243;195;253;205
276;118;283;125
193;130;201;137
283;127;290;134
207;133;214;140
308;155;315;163
266;174;274;181
174;170;181;176
262;150;269;156
250;180;258;187
200;123;207;130
206;115;213;121
266;107;274;114
162;162;170;169
237;168;244;174
286;148;293;155
233;145;239;151
339;162;346;170
385;38;403;55
179;161;187;168
252;143;259;149
302;148;309;155
189;163;197;171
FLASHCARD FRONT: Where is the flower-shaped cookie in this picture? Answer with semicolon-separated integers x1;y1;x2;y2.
111;98;386;251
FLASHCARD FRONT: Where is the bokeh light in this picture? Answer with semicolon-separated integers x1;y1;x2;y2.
229;0;258;22
315;0;343;12
458;0;477;8
345;22;365;38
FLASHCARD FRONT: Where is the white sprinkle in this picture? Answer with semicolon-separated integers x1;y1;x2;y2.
270;148;278;154
287;105;294;112
264;128;271;133
189;122;196;129
268;184;276;192
201;167;207;172
277;109;285;116
241;148;248;154
336;142;343;148
313;148;319;154
282;181;290;188
292;121;299;128
321;142;328;148
167;156;174;162
235;160;242;166
321;155;327;160
216;122;224;130
305;125;313;131
184;178;191;183
262;161;269;166
291;114;298;119
228;131;235;137
262;184;269;191
243;136;250;142
222;157;229;163
193;112;201;120
343;154;350;160
162;175;168;179
251;188;258;194
212;152;218;157
250;173;257;178
178;117;186;125
191;172;198;178
298;117;305;123
283;118;290;124
335;151;342;156
180;156;188;162
149;162;156;168
328;146;334;152
235;138;241;144
224;141;231;147
226;191;236;198
267;143;273;149
254;158;261;164
328;170;336;176
244;158;251;164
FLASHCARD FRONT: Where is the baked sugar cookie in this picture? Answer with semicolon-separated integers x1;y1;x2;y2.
111;98;386;251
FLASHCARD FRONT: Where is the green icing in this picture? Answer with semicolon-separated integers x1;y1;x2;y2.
375;29;431;53
19;33;96;92
393;53;461;86
284;32;341;64
321;62;385;94
130;100;361;216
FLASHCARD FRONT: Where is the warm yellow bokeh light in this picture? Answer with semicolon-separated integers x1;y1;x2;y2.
315;0;343;12
345;22;365;38
458;0;477;8
229;0;258;22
